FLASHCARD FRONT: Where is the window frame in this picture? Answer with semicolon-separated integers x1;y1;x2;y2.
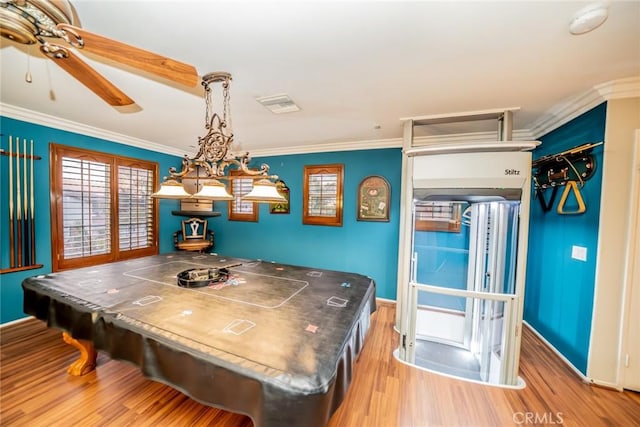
227;169;258;222
414;201;463;233
50;144;159;271
303;163;344;226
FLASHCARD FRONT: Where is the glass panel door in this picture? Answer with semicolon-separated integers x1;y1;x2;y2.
404;191;522;386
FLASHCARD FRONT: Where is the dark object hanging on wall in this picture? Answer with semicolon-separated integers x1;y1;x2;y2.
532;142;602;214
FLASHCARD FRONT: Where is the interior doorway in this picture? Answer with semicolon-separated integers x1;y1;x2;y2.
620;131;640;391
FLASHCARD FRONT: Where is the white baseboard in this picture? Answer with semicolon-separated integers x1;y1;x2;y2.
522;320;612;387
0;315;34;329
588;379;624;392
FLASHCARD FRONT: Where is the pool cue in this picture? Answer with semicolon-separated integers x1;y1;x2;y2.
23;138;30;266
8;136;15;269
30;140;36;264
16;140;22;267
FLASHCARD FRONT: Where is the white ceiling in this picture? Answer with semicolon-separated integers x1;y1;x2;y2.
1;1;639;156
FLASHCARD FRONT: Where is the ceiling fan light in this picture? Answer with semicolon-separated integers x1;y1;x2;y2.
242;179;287;203
192;179;234;200
151;178;191;199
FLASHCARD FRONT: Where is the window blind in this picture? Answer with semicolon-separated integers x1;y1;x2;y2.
231;178;254;214
51;144;159;271
414;201;463;233
308;173;337;216
414;202;456;222
61;157;111;259
118;165;154;250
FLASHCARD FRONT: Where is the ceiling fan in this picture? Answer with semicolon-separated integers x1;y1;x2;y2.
0;0;199;106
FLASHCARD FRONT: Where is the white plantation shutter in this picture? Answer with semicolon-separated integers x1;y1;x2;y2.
228;171;258;221
414;201;463;233
307;172;338;217
231;177;254;214
118;165;154;250
61;157;111;258
414;202;456;222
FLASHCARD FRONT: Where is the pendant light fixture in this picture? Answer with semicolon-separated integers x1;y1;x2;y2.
152;72;286;203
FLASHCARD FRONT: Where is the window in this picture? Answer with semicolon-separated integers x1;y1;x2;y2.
228;170;258;222
414;201;463;233
303;164;344;226
117;163;156;250
50;144;159;271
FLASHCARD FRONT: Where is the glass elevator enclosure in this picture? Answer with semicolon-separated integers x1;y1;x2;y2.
394;116;538;387
405;190;522;385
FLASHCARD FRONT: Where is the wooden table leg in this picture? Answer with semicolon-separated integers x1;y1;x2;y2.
62;332;97;376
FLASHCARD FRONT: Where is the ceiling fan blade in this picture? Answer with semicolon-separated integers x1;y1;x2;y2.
40;44;135;106
57;24;199;88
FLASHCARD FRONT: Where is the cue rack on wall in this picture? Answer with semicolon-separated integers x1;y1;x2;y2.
0;135;43;274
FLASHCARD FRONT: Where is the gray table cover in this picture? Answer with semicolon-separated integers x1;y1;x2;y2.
22;252;376;427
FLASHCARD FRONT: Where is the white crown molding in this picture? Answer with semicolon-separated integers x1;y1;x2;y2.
594;76;640;100
527;76;640;138
249;137;402;157
2;76;638;159
251;129;536;157
0;103;185;157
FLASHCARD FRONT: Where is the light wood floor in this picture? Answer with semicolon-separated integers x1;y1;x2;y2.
1;301;639;426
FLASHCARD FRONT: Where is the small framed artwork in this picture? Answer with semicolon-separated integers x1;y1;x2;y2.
357;175;390;222
270;180;290;214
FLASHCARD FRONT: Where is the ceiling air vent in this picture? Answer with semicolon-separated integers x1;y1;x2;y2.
256;94;301;114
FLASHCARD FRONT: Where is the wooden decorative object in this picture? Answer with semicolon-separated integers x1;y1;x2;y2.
0;137;43;274
62;332;97;376
357;175;390;222
174;217;215;253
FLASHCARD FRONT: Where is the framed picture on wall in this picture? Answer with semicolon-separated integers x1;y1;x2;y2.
270;180;290;214
357;175;390;222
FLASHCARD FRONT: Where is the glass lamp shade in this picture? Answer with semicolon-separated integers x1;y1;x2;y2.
192;179;234;200
151;179;191;199
242;179;287;203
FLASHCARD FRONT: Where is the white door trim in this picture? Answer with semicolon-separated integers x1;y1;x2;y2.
618;129;640;391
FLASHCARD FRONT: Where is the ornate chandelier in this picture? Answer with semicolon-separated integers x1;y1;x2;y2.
152;72;286;203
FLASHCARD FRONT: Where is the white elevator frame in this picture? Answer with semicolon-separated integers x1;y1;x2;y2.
395;108;539;386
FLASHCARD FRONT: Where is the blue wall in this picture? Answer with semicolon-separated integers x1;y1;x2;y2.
3;102;607;367
206;149;402;301
1;118;402;323
0;116;183;323
524;103;607;374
